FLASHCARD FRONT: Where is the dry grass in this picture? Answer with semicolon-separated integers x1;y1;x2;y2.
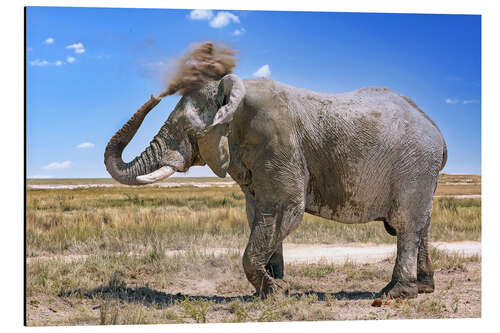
435;174;481;196
435;185;481;196
26;179;481;257
26;187;247;256
438;174;481;184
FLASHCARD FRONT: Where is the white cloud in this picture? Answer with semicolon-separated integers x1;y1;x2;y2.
66;42;85;54
463;99;480;104
445;98;460;104
209;11;239;28
42;161;72;170
445;98;481;105
44;37;54;45
66;56;76;63
189;9;213;20
233;28;246;36
253;64;271;78
77;142;95;149
30;59;50;67
66;42;83;49
30;59;65;67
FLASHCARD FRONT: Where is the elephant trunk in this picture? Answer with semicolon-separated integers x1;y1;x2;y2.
104;95;174;185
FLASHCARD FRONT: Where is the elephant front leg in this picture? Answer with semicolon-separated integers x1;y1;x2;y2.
243;202;303;298
242;186;285;281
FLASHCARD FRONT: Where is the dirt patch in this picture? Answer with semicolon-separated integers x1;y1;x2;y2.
284;241;481;264
27;242;481;265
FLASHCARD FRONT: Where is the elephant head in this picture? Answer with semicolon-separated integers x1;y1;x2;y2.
104;74;246;185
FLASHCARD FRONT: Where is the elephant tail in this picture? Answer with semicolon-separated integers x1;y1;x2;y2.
440;138;448;171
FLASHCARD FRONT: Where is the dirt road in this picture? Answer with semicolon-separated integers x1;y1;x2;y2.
27;241;480;264
282;241;480;264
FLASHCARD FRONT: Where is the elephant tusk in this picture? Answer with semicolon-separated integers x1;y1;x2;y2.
136;166;175;184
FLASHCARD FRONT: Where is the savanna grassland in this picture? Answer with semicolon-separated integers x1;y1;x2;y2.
25;174;481;325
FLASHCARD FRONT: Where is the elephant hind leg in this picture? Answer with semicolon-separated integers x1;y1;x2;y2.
380;168;439;299
381;185;436;298
417;181;438;293
383;212;435;297
417;219;434;293
381;226;419;299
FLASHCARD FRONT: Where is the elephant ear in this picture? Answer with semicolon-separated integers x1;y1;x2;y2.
197;74;245;178
197;124;230;177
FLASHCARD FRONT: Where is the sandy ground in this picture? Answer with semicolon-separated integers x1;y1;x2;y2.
27;241;480;265
282;241;480;264
26;253;481;325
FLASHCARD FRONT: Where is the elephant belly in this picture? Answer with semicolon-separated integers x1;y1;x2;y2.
304;178;391;224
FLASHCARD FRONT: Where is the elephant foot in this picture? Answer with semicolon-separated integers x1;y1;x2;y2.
380;279;418;299
259;276;288;299
417;272;435;294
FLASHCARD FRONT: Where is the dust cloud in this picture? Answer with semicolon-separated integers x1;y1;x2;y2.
159;41;238;97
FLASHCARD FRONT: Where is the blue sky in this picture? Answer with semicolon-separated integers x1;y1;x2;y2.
26;7;481;178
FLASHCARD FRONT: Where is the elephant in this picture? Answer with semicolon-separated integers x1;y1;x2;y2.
105;74;447;299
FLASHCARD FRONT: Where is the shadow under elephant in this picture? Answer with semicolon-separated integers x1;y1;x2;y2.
63;283;378;309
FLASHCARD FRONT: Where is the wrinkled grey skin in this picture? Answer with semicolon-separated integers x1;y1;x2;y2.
105;75;447;299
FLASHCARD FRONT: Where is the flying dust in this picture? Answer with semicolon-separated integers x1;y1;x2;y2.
159;41;238;97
